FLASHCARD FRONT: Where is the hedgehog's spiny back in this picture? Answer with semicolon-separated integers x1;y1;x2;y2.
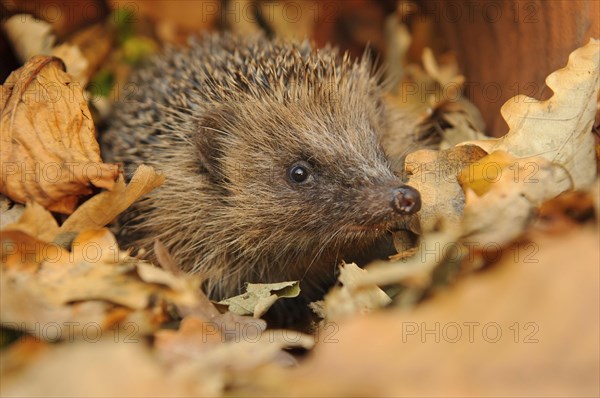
105;34;380;169
160;34;377;103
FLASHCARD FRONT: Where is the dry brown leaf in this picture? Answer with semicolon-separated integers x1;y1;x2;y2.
154;315;228;364
0;228;198;341
68;228;126;265
176;283;222;320
422;47;465;94
462;38;599;190
383;27;486;164
437;104;488;149
2;14;55;62
59;165;164;233
361;227;461;290
154;314;302;362
153;311;312;396
219;281;301;318
321;262;391;321
151;240;221;320
0;339;186;397
0;55;120;214
0;230;129;338
1;230;64;272
4;13;114;86
405;145;488;233
248;228;600;397
2;201;58;242
65;22;115;85
382;20;482;169
50;44;90;86
155;313;306;371
386;44;475;115
461;152;572;245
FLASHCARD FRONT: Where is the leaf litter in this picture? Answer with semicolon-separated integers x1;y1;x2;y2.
0;9;598;397
0;56;120;214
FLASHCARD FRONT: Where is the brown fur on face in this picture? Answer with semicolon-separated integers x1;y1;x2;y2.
103;34;426;321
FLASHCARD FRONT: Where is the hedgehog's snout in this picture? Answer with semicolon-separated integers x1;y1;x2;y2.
391;185;421;215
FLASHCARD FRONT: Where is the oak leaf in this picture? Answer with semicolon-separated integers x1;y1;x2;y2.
462;38;599;190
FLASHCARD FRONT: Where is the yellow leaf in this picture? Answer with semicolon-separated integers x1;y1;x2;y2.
457;150;515;196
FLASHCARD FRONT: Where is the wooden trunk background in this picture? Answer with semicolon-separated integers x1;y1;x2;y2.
424;0;600;136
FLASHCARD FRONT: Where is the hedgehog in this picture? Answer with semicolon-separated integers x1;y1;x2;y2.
103;33;429;325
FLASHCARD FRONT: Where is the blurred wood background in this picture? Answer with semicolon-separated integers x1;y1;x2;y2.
1;0;599;136
426;0;600;135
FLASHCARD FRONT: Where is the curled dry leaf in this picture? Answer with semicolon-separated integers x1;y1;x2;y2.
462;38;599;190
321;262;391;322
0;55;120;214
59;164;164;233
219;281;301;318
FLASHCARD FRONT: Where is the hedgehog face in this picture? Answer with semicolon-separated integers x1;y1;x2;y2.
192;94;420;266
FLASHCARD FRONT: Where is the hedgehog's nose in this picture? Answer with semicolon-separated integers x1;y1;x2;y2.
391;185;421;215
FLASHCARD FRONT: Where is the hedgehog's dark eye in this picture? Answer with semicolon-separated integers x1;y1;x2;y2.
287;162;311;184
